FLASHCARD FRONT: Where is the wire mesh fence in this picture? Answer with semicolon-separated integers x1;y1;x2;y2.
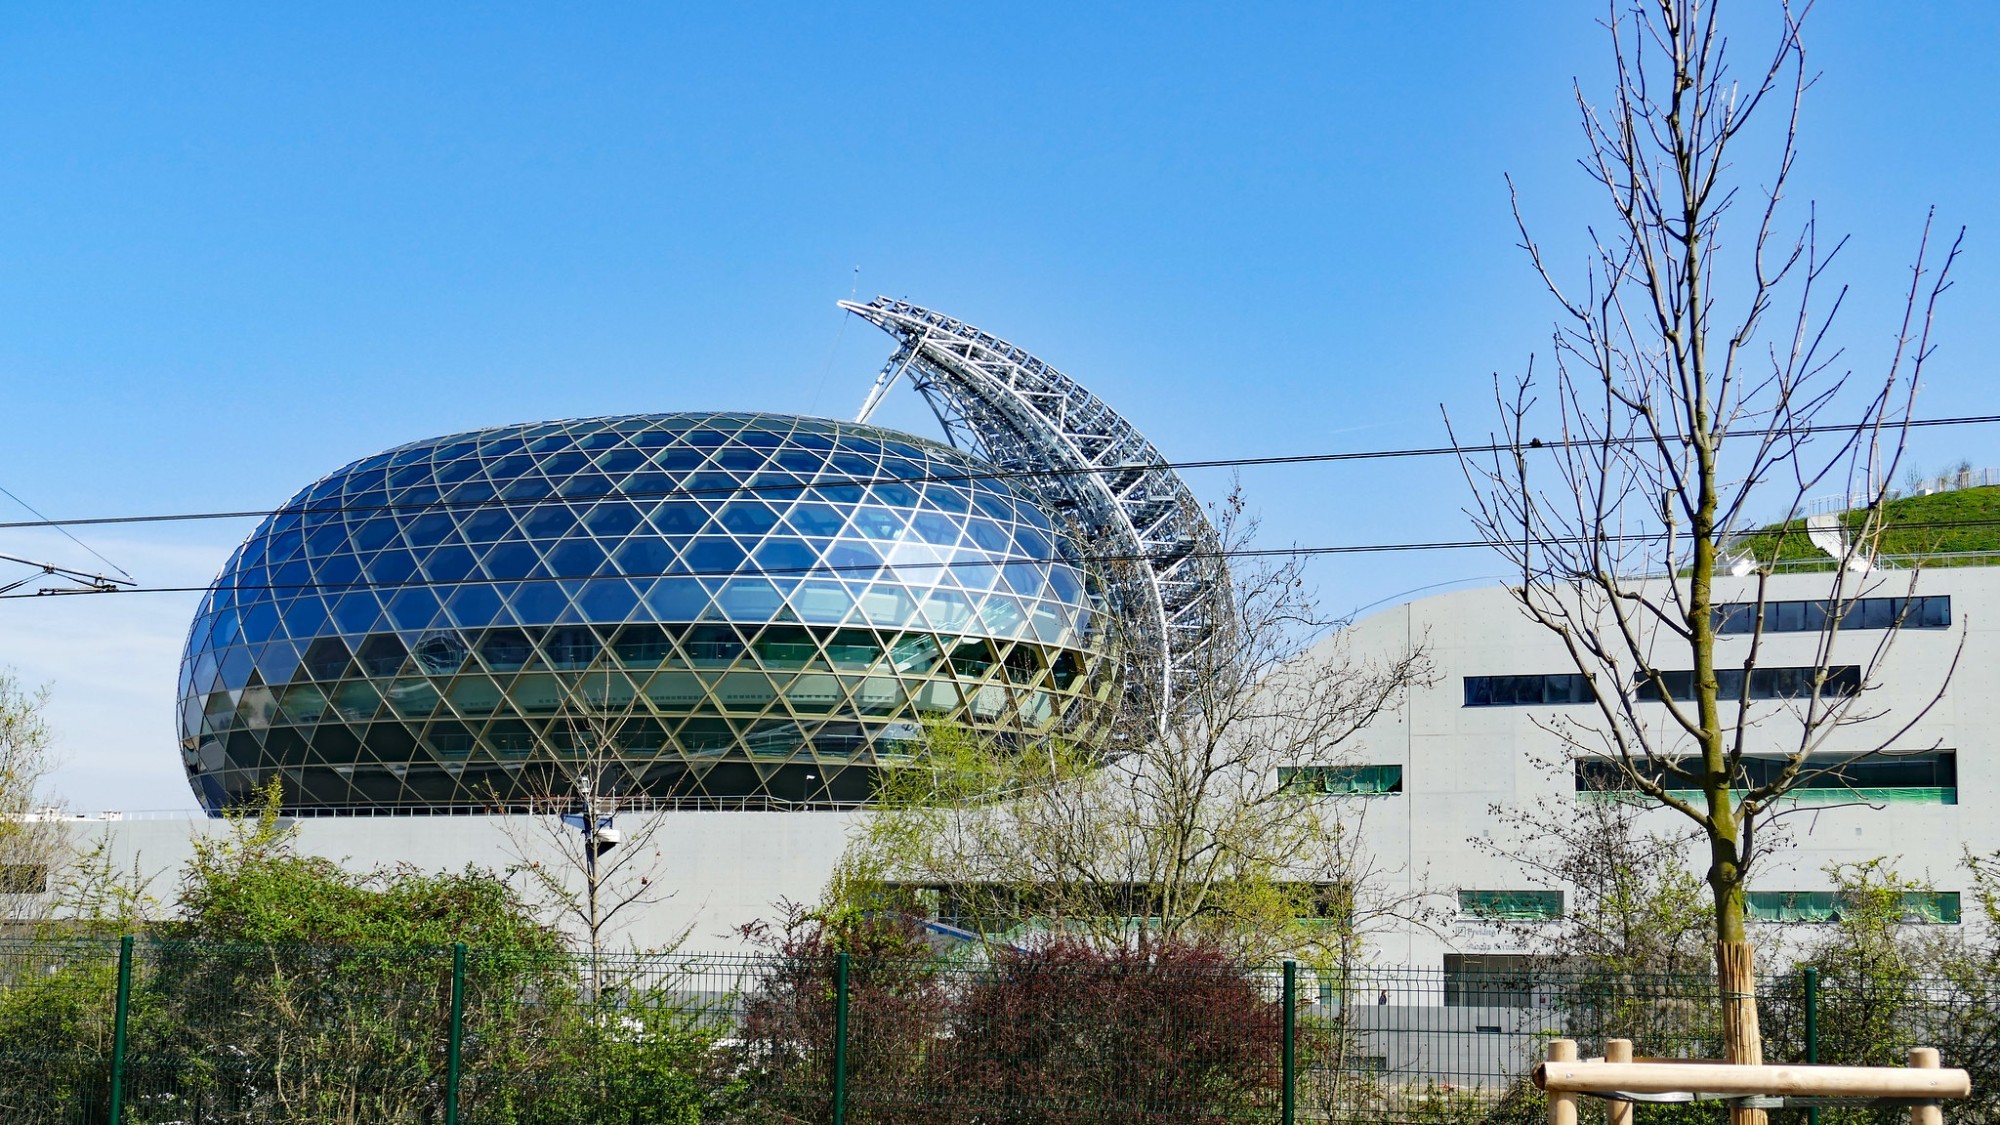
2;936;1996;1123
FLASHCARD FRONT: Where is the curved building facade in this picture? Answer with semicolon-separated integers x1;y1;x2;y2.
179;412;1117;812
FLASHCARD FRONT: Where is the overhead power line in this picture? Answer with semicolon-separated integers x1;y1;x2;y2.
3;413;1997;534
7;513;2000;601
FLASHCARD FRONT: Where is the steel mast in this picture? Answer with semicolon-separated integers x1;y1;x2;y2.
842;296;1229;728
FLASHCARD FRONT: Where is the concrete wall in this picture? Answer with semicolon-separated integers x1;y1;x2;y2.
64;807;857;951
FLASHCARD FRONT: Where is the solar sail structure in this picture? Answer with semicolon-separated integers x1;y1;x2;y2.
842;296;1231;727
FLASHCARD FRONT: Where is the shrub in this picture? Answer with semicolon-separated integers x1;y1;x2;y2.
939;938;1284;1125
732;905;950;1124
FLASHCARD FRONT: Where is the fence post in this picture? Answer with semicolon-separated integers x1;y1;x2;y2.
1545;1039;1578;1125
1282;961;1297;1125
1605;1039;1633;1125
833;951;851;1125
1908;1048;1942;1125
446;942;467;1125
108;933;134;1125
1804;966;1820;1125
1803;966;1819;1063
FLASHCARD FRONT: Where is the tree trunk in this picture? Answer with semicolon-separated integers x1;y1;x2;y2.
1717;940;1766;1125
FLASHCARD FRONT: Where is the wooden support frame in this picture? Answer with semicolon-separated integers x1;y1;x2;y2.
1541;1040;1970;1125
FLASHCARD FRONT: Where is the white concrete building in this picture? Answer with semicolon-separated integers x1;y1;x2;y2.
1322;564;1989;968
41;565;1995;965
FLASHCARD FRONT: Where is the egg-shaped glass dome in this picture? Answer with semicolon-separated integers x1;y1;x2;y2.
178;412;1117;813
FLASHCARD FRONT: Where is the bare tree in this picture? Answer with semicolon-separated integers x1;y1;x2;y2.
498;695;681;994
834;493;1435;967
1449;0;1961;1107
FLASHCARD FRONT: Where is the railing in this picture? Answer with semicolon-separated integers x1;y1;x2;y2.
2;940;1994;1123
23;793;879;822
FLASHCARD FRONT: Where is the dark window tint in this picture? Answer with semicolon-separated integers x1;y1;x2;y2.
1714;595;1950;635
1642;665;1860;702
1463;674;1595;707
1578;750;1955;794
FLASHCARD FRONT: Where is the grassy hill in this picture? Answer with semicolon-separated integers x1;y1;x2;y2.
1734;485;2000;566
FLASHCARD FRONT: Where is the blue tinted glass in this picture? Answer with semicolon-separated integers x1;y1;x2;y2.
386;587;443;632
644;578;709;620
578;580;642;622
684;537;746;573
482;543;543;580
612;537;677;575
753;538;818;573
183;412;1113;812
716;578;784;621
509;581;569;625
444;584;504;628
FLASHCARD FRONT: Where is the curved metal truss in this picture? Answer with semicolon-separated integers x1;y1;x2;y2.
841;296;1231;726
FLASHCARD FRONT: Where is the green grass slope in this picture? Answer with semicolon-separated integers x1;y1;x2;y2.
1736;485;2000;565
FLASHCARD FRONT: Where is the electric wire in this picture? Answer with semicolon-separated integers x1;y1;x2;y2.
4;412;1997;534
10;514;2000;601
0;482;134;579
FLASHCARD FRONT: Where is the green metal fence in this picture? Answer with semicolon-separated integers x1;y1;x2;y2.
2;937;1995;1124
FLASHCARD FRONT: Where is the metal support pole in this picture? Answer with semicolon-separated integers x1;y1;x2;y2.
833;952;851;1125
109;934;134;1125
1282;961;1297;1125
1804;966;1820;1125
446;942;467;1125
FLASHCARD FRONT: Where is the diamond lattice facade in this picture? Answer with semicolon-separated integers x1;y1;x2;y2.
179;412;1118;813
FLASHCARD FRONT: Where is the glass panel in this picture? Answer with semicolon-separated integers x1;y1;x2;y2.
577;580;641;623
754;626;819;670
542;626;600;669
445;678;505;716
790;581;854;625
823;629;882;670
478;630;534;672
613;624;672;667
644;672;705;709
355;635;410;677
644;578;709;621
716;578;784;622
386;679;441;718
333;680;382;721
1458;890;1563;921
612;537;677;576
714;672;778;709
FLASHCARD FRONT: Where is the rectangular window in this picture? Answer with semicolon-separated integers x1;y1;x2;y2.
1638;665;1860;703
1280;764;1404;795
1463;674;1594;707
1458;889;1563;921
1746;890;1961;924
1714;595;1950;635
1443;953;1540;1007
1577;751;1956;805
0;865;48;895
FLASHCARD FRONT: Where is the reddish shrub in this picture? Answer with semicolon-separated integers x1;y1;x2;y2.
936;939;1285;1124
734;905;951;1124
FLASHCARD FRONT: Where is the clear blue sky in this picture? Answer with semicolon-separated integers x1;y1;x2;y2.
2;3;1995;810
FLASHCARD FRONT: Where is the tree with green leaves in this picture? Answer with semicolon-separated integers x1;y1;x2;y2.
1479;757;1716;981
0;669;63;927
832;496;1432;966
